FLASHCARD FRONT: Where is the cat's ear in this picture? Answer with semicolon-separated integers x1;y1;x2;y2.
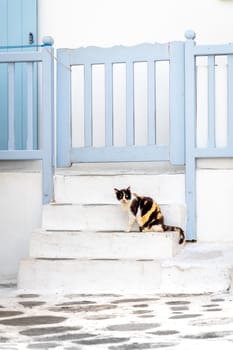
127;186;131;191
114;188;119;193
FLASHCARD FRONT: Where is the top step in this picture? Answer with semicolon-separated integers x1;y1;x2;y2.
54;163;185;205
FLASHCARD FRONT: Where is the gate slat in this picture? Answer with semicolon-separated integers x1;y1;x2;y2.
126;61;134;146
227;55;233;147
208;55;216;148
105;63;113;146
84;63;93;147
147;60;156;145
8;63;15;150
26;62;33;149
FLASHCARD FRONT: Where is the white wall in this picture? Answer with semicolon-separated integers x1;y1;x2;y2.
0;162;42;283
38;0;233;47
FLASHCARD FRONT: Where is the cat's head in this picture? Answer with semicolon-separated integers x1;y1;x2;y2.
114;186;132;204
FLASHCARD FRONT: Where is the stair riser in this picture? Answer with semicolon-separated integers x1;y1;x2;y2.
54;174;185;205
18;259;231;294
42;204;186;231
18;259;161;294
30;231;181;259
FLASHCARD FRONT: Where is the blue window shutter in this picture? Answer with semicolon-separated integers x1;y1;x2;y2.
0;0;38;150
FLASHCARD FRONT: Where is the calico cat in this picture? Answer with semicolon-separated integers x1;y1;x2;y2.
114;186;185;244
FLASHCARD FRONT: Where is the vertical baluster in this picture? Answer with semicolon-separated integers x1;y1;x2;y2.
126;61;134;145
84;64;93;147
147;60;156;145
105;62;113;146
208;55;216;148
185;29;197;241
227;55;233;147
26;62;33;149
8;63;15;150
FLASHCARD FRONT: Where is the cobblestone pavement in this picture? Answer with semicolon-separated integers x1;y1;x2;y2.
0;286;233;349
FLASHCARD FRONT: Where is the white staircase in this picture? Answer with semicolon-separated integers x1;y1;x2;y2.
18;163;187;294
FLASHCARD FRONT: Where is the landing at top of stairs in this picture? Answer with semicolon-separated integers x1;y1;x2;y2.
56;162;184;176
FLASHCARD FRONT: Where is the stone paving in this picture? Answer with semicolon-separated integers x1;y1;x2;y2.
0;285;233;349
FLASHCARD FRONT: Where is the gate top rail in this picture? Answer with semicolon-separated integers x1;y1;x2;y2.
57;42;171;65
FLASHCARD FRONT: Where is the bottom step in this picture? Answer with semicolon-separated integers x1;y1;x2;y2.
18;243;233;294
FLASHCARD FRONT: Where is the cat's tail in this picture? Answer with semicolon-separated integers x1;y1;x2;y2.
163;225;185;245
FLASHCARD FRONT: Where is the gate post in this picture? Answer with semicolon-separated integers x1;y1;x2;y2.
169;41;185;165
184;30;197;240
56;49;72;167
41;37;54;204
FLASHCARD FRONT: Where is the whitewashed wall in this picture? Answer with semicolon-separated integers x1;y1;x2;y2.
0;162;42;283
39;0;233;47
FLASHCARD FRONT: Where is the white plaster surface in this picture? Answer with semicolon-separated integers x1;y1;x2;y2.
0;172;42;282
54;173;185;205
197;169;233;242
42;203;185;232
29;230;182;259
18;243;233;295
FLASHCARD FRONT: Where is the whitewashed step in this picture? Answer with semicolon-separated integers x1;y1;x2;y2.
54;173;185;205
18;258;161;294
18;243;233;294
30;230;182;259
42;203;185;231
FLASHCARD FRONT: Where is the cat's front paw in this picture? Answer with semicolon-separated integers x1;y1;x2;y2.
125;228;131;232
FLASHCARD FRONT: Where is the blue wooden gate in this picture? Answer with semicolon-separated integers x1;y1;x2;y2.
185;30;233;240
0;39;54;204
0;0;37;150
56;42;185;167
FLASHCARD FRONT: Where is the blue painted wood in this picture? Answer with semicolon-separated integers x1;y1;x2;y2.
0;51;42;62
56;50;72;167
184;31;233;241
0;0;8;150
0;0;37;150
208;56;216;148
105;63;113;146
71;145;169;163
227;55;233;147
169;42;185;165
84;64;93;147
26;62;34;149
56;42;185;166
69;43;170;65
0;41;54;204
41;44;54;204
195;147;233;158
185;33;197;241
0;150;42;159
126;61;135;146
147;60;156;145
194;44;233;56
8;63;15;150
